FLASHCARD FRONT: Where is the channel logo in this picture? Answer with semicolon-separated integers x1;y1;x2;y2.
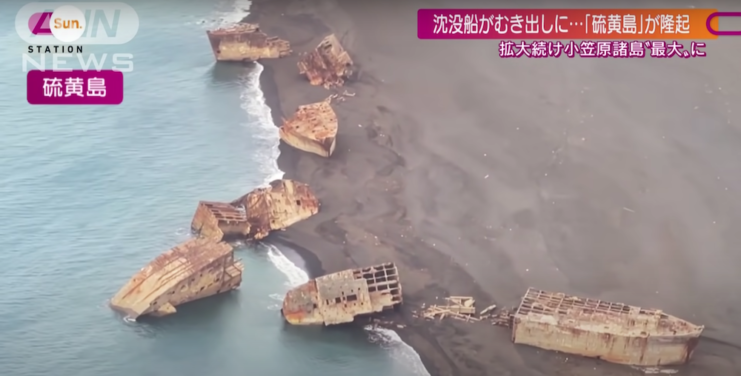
16;2;139;45
29;5;85;43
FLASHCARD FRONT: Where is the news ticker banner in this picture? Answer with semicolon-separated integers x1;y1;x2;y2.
27;70;123;105
418;9;727;40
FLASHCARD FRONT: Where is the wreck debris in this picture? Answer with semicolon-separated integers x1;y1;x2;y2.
191;179;319;242
486;307;514;327
512;288;704;367
479;304;497;316
414;297;514;326
109;238;243;320
297;34;353;89
419;296;481;322
282;262;402;326
279;99;338;157
326;90;356;103
206;23;291;62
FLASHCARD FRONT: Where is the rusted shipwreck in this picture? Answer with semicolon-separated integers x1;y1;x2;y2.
206;23;291;62
109;238;243;320
191;179;319;242
282;262;402;325
279;99;338;157
298;34;353;88
511;288;704;367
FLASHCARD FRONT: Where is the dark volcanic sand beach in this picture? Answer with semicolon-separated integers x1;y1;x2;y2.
247;1;741;375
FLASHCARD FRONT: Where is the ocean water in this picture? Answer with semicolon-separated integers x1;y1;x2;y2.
0;1;428;375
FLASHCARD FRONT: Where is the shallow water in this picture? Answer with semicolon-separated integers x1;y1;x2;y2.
0;1;428;375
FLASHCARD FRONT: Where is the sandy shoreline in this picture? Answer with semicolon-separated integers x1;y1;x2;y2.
245;0;741;375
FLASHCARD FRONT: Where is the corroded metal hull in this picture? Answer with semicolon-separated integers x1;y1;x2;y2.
191;179;319;242
511;288;704;366
279;99;337;157
297;34;353;88
109;238;243;320
282;262;402;326
206;23;291;62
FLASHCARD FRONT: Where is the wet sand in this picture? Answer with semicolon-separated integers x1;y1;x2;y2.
247;0;741;374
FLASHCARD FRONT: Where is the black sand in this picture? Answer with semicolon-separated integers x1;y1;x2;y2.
247;0;741;375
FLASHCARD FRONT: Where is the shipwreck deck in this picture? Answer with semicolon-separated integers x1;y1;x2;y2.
206;23;291;62
282;262;402;326
191;179;319;242
514;288;703;337
279;100;338;157
297;34;353;88
512;288;704;366
109;238;243;320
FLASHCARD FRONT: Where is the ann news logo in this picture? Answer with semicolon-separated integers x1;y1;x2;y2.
17;2;134;105
17;2;138;73
17;2;139;45
29;6;87;43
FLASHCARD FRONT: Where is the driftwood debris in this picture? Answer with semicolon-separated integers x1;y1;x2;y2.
414;296;513;327
482;306;514;327
297;34;353;89
206;23;291;62
326;90;355;103
419;296;480;322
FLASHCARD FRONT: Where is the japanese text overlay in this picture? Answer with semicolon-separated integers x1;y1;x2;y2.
499;40;707;58
418;9;719;40
27;70;124;105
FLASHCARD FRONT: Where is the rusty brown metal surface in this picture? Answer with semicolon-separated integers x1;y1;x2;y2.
511;288;704;367
206;23;291;62
191;179;320;242
282;262;402;326
109;238;243;320
297;34;353;89
279;99;338;157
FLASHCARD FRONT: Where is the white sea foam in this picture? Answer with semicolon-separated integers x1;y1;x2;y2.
239;63;285;186
631;367;679;374
265;243;309;287
221;0;252;25
366;326;431;376
268;293;283;301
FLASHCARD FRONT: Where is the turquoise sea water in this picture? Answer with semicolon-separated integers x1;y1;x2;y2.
0;1;428;375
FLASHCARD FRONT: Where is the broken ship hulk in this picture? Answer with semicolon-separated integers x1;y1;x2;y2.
279;99;338;158
109;179;319;320
282;262;402;325
191;179;320;242
511;288;703;367
206;23;291;62
109;238;243;319
422;287;704;367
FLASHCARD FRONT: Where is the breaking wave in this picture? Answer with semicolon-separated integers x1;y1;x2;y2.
239;63;285;185
265;243;309;287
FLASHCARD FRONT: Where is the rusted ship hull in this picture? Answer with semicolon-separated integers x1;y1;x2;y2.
207;23;291;62
191;179;319;242
282;262;402;326
297;34;353;88
109;238;243;320
511;288;704;367
279;99;338;157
